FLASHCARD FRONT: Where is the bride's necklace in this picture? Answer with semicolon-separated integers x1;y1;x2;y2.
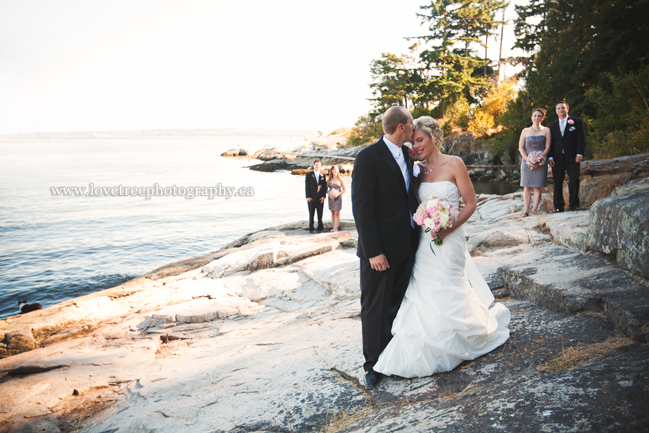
423;156;439;175
531;125;541;131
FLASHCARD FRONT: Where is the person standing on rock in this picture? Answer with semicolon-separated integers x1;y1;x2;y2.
352;106;419;389
548;100;587;213
327;165;346;232
305;159;327;233
518;108;551;216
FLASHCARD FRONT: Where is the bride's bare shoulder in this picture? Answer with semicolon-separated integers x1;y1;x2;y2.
446;155;467;168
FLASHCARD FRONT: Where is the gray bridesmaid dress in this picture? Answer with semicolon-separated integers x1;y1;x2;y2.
328;182;343;211
520;135;548;188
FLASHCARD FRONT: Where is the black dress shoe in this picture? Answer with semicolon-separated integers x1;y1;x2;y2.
569;206;587;211
365;370;382;389
551;208;565;214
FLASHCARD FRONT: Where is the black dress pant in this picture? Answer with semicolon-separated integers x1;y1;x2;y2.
308;200;324;231
552;160;581;210
360;229;418;372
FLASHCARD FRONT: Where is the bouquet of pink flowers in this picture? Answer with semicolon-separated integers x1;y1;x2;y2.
413;198;457;255
526;151;546;170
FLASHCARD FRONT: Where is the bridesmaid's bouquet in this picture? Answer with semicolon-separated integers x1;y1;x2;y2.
413;198;457;255
526;151;546;170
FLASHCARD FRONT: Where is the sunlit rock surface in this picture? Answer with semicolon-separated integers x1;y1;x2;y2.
1;197;647;432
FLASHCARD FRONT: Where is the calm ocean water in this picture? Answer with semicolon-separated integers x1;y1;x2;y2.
0;136;518;320
0;135;354;320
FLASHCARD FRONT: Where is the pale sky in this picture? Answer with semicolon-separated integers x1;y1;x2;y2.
0;0;523;134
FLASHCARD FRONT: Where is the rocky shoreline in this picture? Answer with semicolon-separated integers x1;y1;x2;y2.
1;182;648;432
221;132;522;183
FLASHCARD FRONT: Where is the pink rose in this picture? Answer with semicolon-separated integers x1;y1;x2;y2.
568;119;574;124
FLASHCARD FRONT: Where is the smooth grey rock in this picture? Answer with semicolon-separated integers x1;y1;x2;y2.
175;300;238;323
541;211;590;252
498;245;649;341
469;197;524;221
7;362;70;376
4;327;37;355
611;177;649;196
9;417;61;433
41;324;90;346
587;190;649;278
149;313;176;327
227;268;304;302
2;193;648;432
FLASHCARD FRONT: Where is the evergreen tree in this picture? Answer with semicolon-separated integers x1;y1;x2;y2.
414;0;506;116
518;0;649;117
367;52;425;121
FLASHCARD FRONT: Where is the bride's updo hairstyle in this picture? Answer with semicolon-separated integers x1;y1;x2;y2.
413;116;444;151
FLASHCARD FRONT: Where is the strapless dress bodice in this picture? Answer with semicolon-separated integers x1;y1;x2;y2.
418;181;460;210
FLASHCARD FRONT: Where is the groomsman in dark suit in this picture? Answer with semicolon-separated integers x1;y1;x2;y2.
352;106;419;389
305;159;327;233
548;100;587;212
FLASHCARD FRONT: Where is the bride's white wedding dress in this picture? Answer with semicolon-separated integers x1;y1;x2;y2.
373;181;510;378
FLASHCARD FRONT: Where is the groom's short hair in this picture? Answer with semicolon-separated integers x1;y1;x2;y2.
382;106;410;135
556;100;569;108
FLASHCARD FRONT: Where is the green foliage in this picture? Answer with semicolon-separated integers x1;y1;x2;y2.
468;110;495;137
489;0;649;160
485;89;533;160
481;78;517;119
585;65;649;159
414;0;507;115
347;114;382;147
445;96;471;128
464;78;517;138
368;51;425;120
513;0;549;56
442;119;453;135
518;0;649;117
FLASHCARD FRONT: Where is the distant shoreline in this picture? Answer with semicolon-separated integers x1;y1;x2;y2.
0;127;319;141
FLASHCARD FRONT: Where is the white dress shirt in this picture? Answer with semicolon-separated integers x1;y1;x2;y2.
384;136;410;192
384;136;415;228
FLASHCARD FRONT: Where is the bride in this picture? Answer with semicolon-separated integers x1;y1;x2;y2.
373;116;511;378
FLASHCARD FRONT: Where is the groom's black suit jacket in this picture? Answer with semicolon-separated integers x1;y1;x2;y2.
352;137;419;263
305;170;327;202
352;136;419;372
549;116;586;165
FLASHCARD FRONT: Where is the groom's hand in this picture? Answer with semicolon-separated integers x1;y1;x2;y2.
369;254;389;272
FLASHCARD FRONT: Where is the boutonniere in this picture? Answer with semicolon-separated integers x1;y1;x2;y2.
567;119;574;125
403;142;420;164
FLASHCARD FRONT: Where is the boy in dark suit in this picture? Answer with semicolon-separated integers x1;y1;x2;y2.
352;106;419;388
549;100;587;212
305;159;327;232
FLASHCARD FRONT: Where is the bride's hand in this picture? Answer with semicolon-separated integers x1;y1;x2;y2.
432;227;454;240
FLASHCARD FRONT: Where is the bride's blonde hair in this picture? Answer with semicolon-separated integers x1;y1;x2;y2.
413;116;444;151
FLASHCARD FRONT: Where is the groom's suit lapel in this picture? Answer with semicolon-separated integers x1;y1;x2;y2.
378;138;407;192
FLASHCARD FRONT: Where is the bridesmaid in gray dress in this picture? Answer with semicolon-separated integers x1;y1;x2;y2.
518;108;552;216
327;165;346;232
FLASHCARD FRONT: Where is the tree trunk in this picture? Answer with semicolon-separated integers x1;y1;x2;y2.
484;34;488;78
580;153;649;176
497;10;505;83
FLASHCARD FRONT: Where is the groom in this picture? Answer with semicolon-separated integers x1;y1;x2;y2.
352;106;419;389
548;100;587;212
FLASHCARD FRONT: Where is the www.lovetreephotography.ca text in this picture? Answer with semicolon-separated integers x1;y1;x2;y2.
50;183;254;200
